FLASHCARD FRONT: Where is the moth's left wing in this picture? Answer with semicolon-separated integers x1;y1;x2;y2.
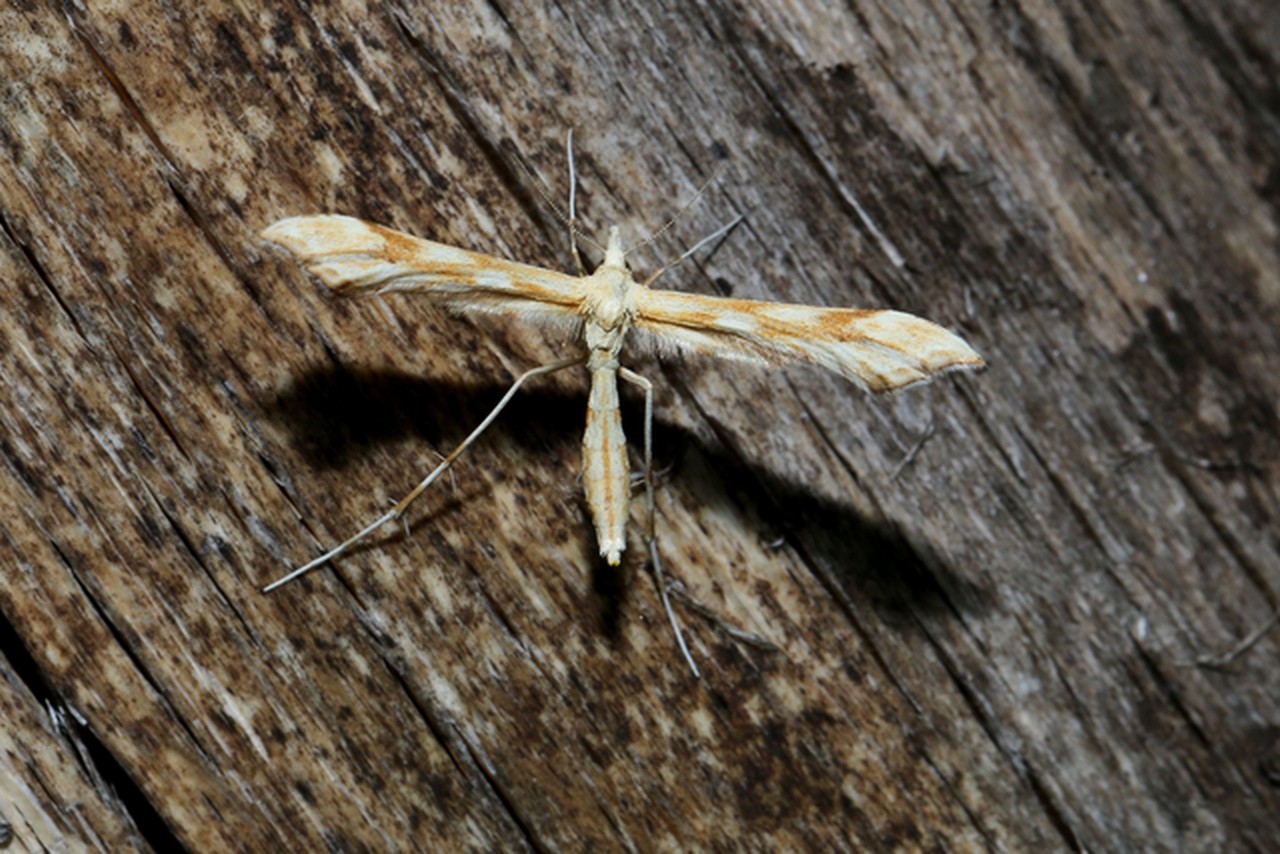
633;288;983;392
262;215;586;320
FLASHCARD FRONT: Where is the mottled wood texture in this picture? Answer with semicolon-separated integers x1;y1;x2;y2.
1;1;1277;850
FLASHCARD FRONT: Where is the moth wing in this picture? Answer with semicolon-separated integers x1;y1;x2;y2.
262;215;586;319
633;289;982;392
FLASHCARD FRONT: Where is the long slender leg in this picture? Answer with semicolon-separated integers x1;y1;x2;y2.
264;356;586;593
620;367;699;678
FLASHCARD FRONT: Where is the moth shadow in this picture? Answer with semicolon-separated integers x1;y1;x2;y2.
266;361;634;626
647;416;994;626
265;362;990;638
265;362;587;470
590;554;630;645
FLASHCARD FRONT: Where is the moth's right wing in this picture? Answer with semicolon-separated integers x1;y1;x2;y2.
633;288;983;392
262;214;586;321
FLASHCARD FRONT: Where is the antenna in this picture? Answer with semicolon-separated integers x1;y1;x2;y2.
627;159;729;256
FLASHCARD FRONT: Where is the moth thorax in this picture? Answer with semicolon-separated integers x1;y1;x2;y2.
586;266;632;330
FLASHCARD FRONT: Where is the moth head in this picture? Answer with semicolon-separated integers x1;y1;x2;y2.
602;226;626;270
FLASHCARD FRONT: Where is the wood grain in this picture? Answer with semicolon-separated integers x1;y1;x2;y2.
1;0;1277;849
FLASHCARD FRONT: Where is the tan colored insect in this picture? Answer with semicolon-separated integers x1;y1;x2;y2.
260;151;982;673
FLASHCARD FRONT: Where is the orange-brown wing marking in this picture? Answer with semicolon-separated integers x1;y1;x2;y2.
633;289;983;392
262;214;586;319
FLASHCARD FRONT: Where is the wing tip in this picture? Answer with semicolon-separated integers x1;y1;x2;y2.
260;214;377;256
931;337;985;372
855;318;985;392
880;310;985;372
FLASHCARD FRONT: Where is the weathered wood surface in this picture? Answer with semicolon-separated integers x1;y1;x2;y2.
1;1;1277;850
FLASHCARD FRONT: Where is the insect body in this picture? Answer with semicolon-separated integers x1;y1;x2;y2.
261;182;983;678
578;231;635;563
261;215;982;580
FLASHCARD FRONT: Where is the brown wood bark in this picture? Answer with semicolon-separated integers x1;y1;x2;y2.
1;1;1277;850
